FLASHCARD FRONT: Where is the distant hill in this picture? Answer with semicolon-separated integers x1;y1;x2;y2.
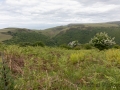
40;21;120;45
106;21;120;25
40;22;120;37
0;28;17;42
0;28;32;42
0;28;50;45
1;21;120;46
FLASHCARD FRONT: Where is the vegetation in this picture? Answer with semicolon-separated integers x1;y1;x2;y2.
1;21;120;46
19;41;45;47
90;32;116;50
0;33;12;42
52;27;120;46
1;21;120;90
3;31;49;45
0;45;120;90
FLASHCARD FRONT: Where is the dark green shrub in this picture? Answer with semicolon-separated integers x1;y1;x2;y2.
83;43;93;49
32;41;45;47
113;44;120;49
59;44;71;49
73;45;82;50
19;42;32;47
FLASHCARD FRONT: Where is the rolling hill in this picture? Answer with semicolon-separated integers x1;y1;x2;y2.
0;28;49;45
40;21;120;37
0;21;120;46
40;21;120;45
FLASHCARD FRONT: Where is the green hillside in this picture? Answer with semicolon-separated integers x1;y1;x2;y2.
1;28;50;45
40;25;69;38
0;28;32;42
52;27;120;45
0;21;120;46
40;22;120;37
40;22;120;45
0;28;18;42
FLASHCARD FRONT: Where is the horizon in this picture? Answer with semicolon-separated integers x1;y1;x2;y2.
0;20;120;30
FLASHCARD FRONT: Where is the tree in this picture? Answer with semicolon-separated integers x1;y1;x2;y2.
89;32;116;50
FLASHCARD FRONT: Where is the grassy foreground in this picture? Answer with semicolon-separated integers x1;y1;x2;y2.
0;45;120;90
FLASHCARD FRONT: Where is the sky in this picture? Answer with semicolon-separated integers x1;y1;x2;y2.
0;0;120;29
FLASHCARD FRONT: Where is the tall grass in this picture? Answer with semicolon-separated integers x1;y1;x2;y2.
0;45;120;90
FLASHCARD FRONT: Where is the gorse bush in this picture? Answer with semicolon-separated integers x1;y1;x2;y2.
90;32;116;50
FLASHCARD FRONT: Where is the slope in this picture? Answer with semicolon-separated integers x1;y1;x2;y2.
40;22;120;45
1;21;120;46
0;28;50;45
40;22;120;38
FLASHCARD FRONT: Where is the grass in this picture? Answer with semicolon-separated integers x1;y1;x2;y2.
84;23;119;27
0;28;19;42
0;45;120;90
40;26;69;38
0;33;12;42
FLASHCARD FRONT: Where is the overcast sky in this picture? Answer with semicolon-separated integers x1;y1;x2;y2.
0;0;120;29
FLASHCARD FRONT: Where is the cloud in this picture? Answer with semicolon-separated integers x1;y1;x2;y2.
0;0;120;29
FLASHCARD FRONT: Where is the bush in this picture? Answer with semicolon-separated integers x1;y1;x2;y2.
59;44;71;49
82;43;93;50
73;45;82;50
19;42;32;47
89;32;116;50
32;41;45;47
113;44;120;49
19;41;45;47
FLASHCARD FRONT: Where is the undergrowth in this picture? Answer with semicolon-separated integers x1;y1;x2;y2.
0;45;120;90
